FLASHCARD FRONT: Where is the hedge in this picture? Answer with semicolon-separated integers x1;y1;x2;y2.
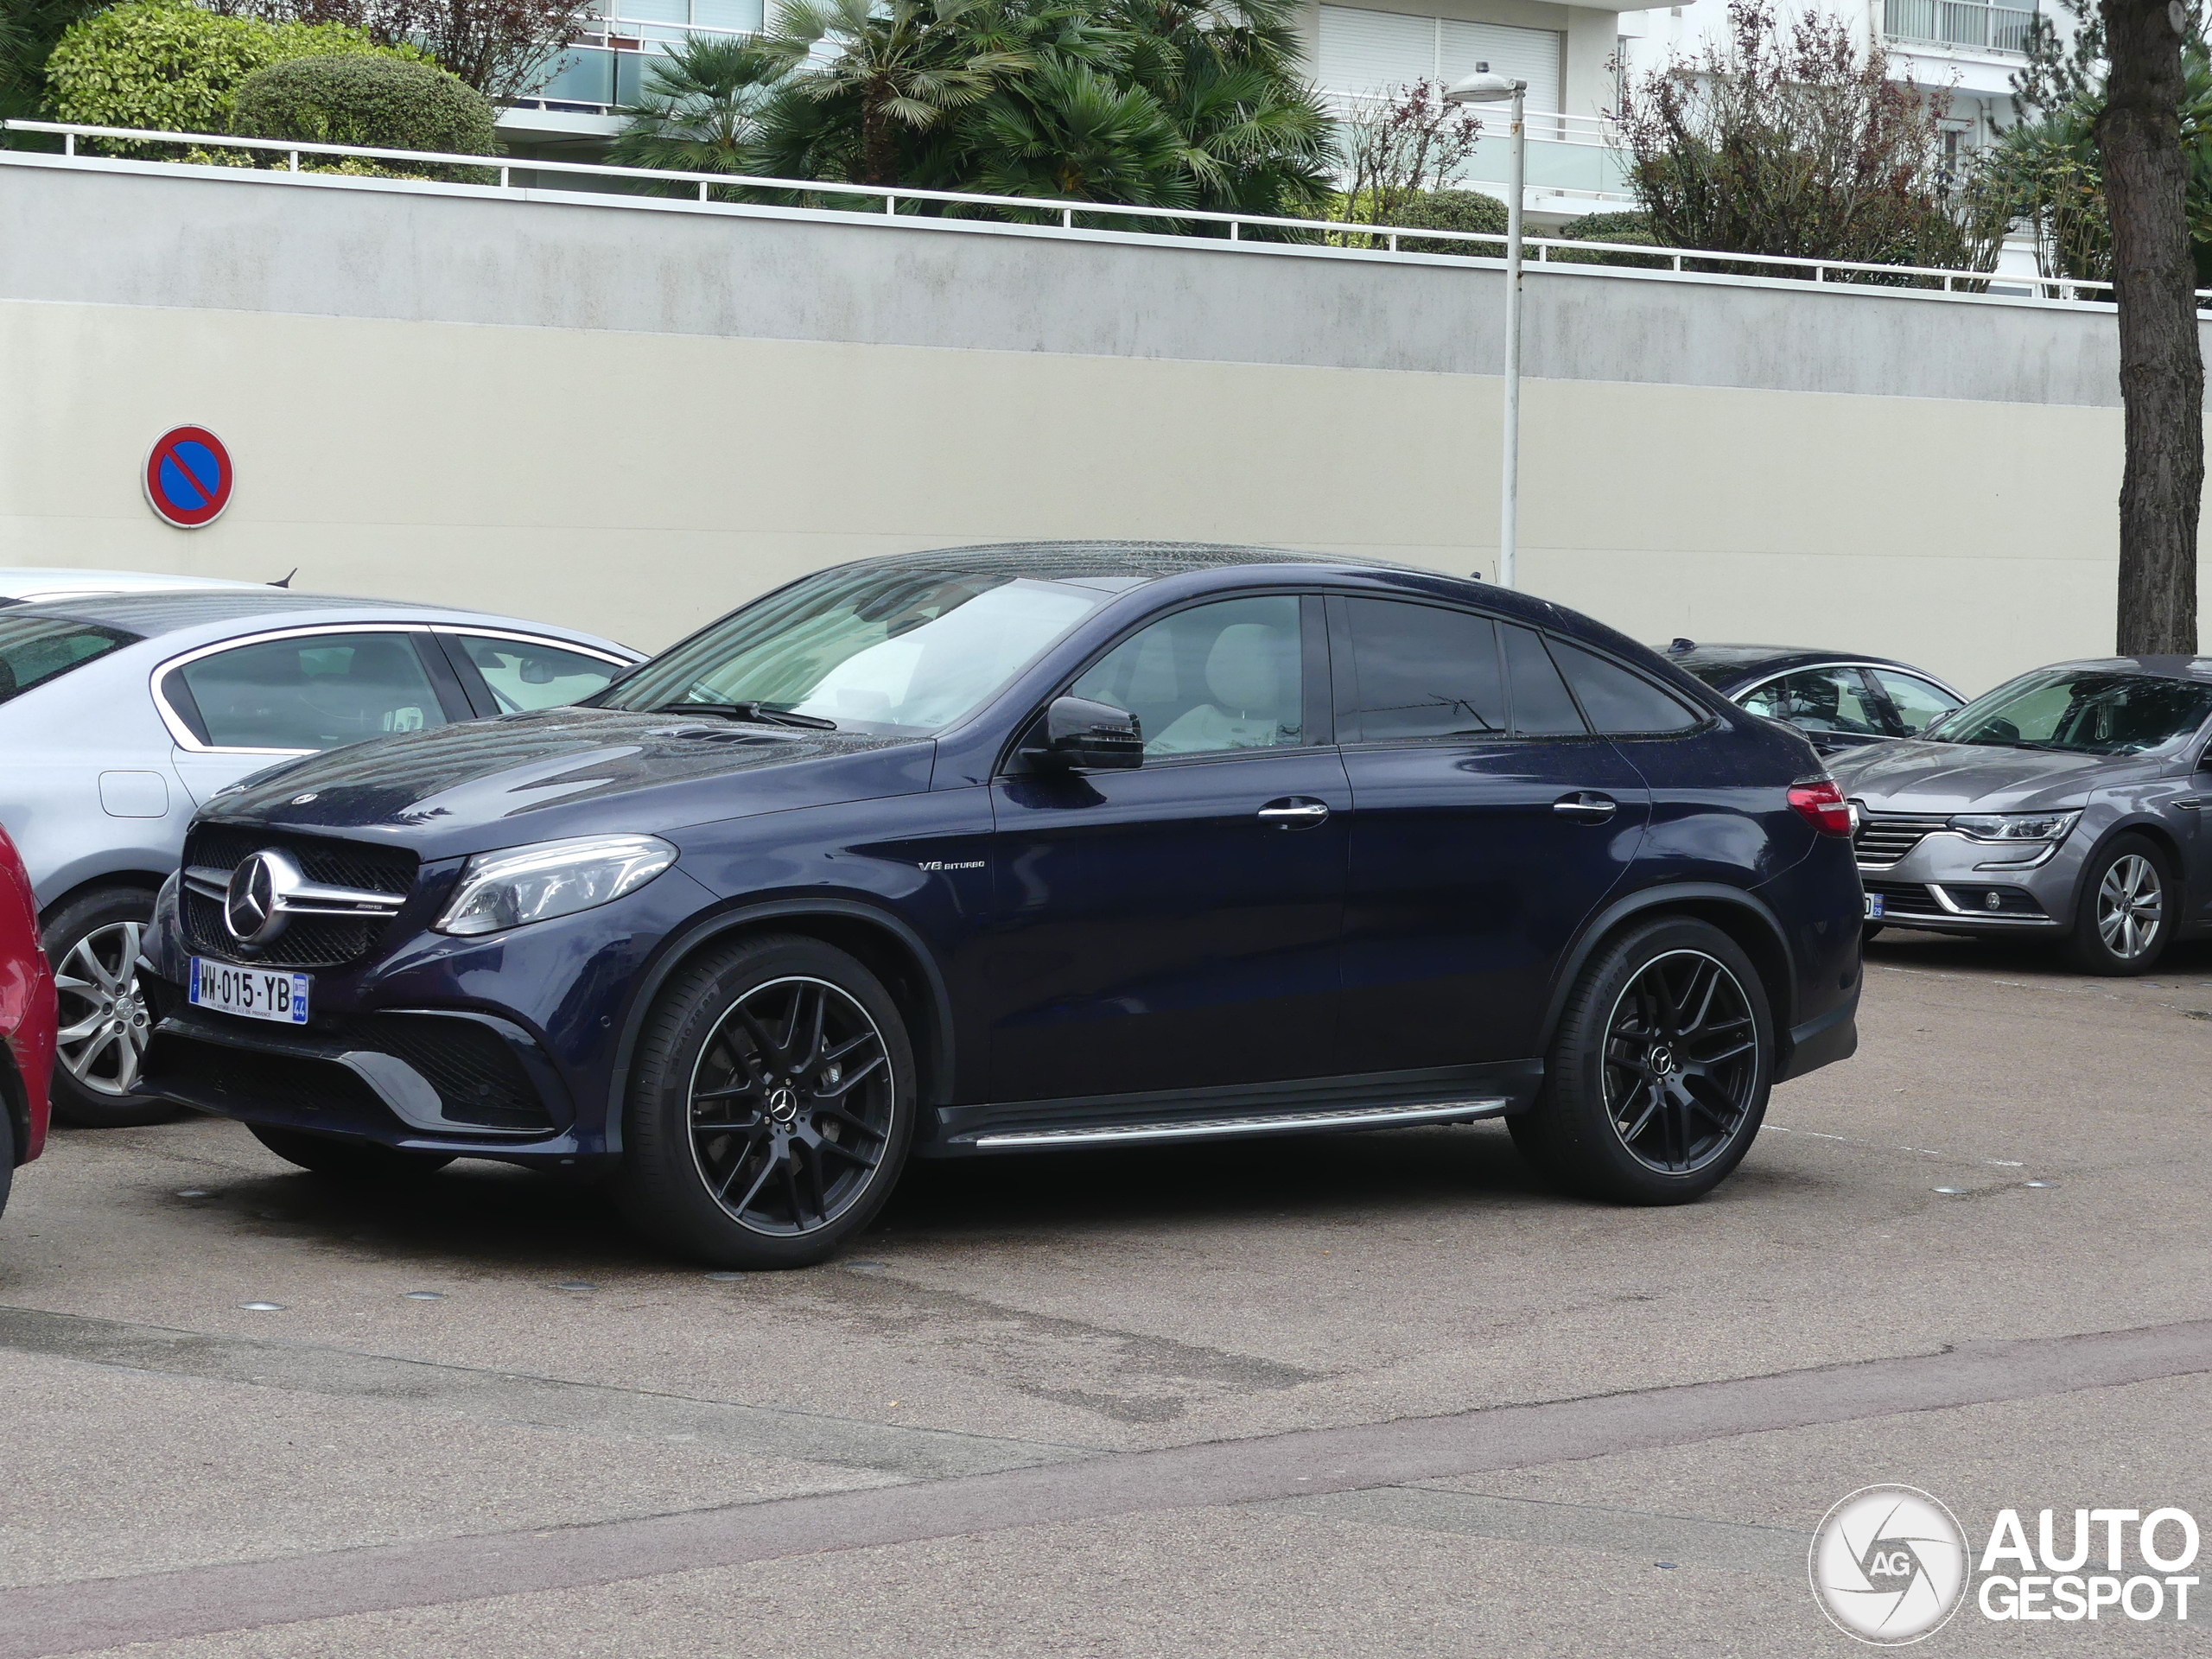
44;0;418;144
233;54;497;165
1548;209;1669;269
1390;188;1510;256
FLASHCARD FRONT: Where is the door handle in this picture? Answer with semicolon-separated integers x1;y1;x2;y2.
1553;792;1618;822
1258;798;1331;829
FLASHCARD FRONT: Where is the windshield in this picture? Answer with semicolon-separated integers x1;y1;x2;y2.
1939;670;2212;755
601;567;1128;735
0;615;139;706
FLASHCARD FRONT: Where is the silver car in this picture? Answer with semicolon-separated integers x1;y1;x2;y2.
0;591;640;1124
1829;657;2212;975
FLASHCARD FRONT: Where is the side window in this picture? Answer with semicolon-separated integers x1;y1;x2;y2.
1739;668;1887;737
452;634;623;714
172;632;448;751
1548;639;1703;734
1501;625;1589;737
1868;669;1961;737
1069;595;1303;757
1342;599;1505;741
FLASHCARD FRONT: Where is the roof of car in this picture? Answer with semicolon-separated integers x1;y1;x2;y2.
866;541;1419;580
1658;642;1935;685
16;589;469;637
0;568;266;601
2023;656;2212;682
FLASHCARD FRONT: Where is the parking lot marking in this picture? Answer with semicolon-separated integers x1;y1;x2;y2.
4;1313;2210;1656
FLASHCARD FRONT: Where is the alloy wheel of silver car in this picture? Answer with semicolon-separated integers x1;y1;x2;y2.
54;920;151;1096
2096;853;2164;961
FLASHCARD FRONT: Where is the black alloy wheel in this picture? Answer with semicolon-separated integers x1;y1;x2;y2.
1510;917;1773;1205
2066;833;2176;976
617;935;915;1269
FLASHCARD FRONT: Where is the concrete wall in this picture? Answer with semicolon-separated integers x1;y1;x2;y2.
0;152;2202;693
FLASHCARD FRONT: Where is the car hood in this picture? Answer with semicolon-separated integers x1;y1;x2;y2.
1827;738;2147;811
196;708;937;863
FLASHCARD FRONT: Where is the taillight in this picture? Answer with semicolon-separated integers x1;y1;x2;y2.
1789;777;1854;836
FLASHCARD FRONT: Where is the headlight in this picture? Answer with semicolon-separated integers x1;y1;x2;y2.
436;834;676;937
1948;810;2081;844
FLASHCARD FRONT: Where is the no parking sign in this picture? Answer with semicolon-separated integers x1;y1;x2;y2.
143;426;234;528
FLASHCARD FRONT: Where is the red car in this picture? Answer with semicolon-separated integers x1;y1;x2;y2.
0;823;54;1216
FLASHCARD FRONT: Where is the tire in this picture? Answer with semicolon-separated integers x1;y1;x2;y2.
0;1105;15;1222
2066;833;2177;976
614;933;916;1269
1510;918;1774;1205
249;1124;455;1181
41;886;178;1128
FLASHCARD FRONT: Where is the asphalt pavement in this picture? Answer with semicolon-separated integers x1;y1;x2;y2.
1;930;2208;1656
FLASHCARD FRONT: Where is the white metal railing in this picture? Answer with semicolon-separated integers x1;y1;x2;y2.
1883;0;2036;53
10;118;2201;309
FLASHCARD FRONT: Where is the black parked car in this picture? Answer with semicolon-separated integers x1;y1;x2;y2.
1662;642;1965;758
135;546;1865;1268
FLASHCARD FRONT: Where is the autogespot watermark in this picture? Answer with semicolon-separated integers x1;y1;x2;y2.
1809;1485;2203;1644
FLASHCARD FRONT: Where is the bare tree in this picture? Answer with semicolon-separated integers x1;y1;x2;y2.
2096;0;2202;654
205;0;598;99
1337;79;1481;236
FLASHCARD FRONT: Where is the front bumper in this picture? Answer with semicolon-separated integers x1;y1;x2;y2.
1857;825;2084;935
131;860;720;1164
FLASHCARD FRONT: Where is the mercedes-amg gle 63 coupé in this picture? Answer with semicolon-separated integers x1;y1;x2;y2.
135;546;1863;1268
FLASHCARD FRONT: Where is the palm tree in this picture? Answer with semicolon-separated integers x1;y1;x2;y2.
970;57;1190;208
1109;0;1336;220
611;35;801;190
772;0;1033;187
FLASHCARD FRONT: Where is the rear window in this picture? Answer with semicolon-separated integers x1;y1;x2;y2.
1550;639;1705;734
0;615;139;705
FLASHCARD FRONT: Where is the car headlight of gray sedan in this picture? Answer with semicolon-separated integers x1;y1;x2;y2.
436;835;677;937
1948;810;2081;844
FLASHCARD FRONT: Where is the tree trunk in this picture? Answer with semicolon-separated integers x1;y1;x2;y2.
860;102;896;188
2096;0;2202;656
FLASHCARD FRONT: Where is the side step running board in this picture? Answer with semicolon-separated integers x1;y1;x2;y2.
969;1097;1509;1150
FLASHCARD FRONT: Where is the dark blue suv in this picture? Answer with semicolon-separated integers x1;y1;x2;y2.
135;545;1862;1268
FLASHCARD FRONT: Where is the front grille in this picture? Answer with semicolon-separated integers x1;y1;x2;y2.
182;887;384;967
1853;810;1951;868
185;823;416;896
356;1014;550;1130
181;823;417;969
1865;880;1949;921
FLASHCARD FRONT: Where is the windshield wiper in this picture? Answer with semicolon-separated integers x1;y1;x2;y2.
648;701;837;731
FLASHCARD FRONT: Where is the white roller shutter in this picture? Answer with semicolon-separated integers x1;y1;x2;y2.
1439;19;1562;115
1316;5;1438;97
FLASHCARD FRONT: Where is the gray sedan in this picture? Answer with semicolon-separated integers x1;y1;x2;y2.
1830;657;2212;974
0;590;640;1124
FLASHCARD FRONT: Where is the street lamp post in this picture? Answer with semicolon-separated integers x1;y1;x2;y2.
1445;70;1527;589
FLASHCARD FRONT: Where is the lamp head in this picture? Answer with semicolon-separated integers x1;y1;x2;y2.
1445;70;1525;103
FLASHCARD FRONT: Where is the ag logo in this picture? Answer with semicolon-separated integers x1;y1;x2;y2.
1809;1485;1969;1644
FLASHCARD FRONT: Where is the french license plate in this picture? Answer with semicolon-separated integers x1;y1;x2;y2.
1864;893;1885;920
189;957;310;1025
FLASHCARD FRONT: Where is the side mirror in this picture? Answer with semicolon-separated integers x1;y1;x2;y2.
1922;711;1953;738
1029;696;1142;772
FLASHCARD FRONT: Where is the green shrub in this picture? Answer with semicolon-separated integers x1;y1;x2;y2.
1548;209;1670;269
233;54;497;169
1393;188;1508;256
44;0;414;146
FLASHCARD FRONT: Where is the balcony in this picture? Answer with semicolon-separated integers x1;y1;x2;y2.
1882;0;2034;54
